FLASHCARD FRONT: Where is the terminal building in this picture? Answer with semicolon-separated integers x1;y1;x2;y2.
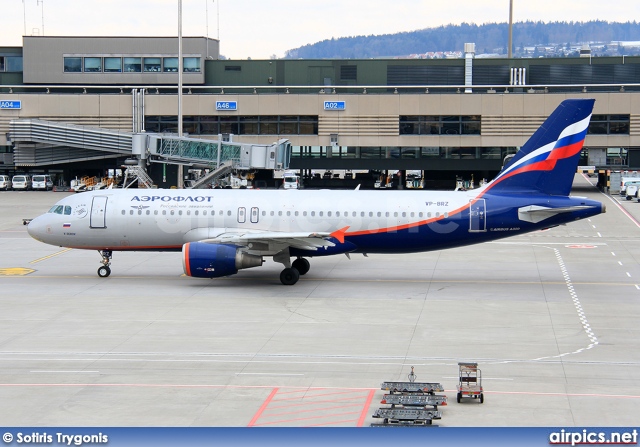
1;36;639;189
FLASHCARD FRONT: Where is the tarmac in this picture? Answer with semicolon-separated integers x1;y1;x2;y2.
0;174;639;427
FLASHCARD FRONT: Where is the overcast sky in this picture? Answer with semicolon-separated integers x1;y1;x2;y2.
3;0;639;59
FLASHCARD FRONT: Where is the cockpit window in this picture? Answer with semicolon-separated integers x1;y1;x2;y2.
48;205;64;214
64;206;72;215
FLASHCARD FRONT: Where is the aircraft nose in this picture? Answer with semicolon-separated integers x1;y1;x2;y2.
27;215;48;242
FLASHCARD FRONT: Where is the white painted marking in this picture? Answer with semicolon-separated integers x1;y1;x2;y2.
627;272;632;277
619;261;624;266
611;252;616;256
30;371;99;374
235;373;304;376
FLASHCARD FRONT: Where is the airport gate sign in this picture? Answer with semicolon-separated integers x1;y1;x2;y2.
216;101;237;111
323;100;346;111
0;100;21;110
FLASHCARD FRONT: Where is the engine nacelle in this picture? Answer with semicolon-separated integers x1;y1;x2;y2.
182;242;263;278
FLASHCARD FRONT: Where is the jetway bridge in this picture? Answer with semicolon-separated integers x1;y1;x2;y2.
8;118;291;187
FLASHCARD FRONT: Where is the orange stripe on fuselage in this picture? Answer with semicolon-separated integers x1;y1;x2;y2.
345;200;473;237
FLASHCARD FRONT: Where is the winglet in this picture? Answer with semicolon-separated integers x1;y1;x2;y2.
330;226;350;243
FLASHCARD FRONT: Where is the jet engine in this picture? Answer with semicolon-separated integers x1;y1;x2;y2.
182;242;263;278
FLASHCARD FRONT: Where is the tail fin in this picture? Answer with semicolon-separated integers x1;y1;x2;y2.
488;99;594;196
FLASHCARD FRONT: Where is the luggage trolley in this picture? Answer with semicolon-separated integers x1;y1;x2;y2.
456;362;484;403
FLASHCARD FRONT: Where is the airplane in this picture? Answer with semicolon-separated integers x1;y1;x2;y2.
27;99;605;285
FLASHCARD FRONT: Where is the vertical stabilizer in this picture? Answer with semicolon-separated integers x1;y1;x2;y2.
488;99;594;196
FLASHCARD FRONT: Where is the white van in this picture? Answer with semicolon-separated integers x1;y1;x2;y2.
32;174;53;191
0;175;11;191
282;172;300;190
620;177;640;195
12;175;32;191
625;182;640;200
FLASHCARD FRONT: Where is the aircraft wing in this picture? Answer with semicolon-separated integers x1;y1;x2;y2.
195;226;351;254
202;230;337;252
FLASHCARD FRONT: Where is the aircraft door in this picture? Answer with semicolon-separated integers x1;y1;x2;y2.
469;199;486;232
90;196;108;229
238;207;246;223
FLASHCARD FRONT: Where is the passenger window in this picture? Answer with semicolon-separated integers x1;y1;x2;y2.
170;210;175;215
154;210;158;215
419;212;423;218
121;210;125;215
178;210;183;216
295;211;299;216
377;212;381;217
227;210;232;216
319;211;323;217
138;210;142;215
327;211;332;217
146;210;150;215
203;210;207;215
393;212;398;218
162;210;166;215
336;212;340;217
278;211;282;216
270;211;274;216
130;210;134;215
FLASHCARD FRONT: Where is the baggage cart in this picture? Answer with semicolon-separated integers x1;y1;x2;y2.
456;362;484;403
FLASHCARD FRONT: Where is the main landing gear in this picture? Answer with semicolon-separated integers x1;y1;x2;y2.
278;257;311;285
97;250;112;277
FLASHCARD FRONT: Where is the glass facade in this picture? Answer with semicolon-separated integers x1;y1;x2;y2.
400;116;481;135
62;56;201;74
145;115;319;136
588;115;630;135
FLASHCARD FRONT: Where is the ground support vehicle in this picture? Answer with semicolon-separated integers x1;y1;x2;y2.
372;408;442;426
456;362;484;403
372;367;447;426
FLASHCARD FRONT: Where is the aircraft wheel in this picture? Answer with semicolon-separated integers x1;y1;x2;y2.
280;267;300;285
292;258;310;275
98;266;111;278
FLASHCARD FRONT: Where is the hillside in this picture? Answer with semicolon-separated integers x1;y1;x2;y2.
284;21;640;59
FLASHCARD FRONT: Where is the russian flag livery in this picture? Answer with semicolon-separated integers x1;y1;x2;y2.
27;99;605;285
487;99;594;196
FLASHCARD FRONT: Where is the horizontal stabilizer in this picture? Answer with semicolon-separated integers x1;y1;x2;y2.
518;205;592;223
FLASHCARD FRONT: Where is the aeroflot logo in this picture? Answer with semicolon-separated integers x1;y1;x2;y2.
132;195;215;203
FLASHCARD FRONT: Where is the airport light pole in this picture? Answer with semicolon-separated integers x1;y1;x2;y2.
177;0;184;188
508;0;513;58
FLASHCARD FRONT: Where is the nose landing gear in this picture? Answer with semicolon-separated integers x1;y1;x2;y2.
97;250;112;277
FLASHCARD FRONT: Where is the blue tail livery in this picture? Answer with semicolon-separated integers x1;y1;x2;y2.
28;99;605;285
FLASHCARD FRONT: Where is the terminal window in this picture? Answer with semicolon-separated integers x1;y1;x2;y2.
104;57;122;73
124;57;142;72
144;57;161;72
163;57;178;72
63;57;82;72
588;115;630;135
400;116;481;135
84;57;102;73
